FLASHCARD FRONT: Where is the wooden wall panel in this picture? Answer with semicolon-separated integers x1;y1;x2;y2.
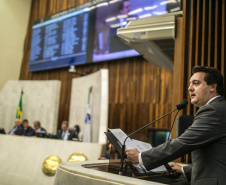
107;58;173;136
201;0;208;66
208;0;215;67
195;0;202;65
20;0;174;135
214;0;221;69
222;0;226;77
171;17;188;140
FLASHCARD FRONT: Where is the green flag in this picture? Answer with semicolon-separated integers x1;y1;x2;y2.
16;90;23;122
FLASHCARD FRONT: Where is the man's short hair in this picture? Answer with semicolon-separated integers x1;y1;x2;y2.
61;121;68;127
74;125;80;134
119;0;129;11
22;119;29;123
15;118;21;122
34;121;41;127
192;66;224;96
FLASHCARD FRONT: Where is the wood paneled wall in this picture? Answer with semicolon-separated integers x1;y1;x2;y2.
20;0;174;135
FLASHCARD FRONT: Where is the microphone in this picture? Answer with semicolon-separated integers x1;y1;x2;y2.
119;99;188;175
176;99;188;110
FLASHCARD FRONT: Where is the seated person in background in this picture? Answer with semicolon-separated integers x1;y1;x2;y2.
57;121;78;141
14;119;35;136
30;121;47;137
74;125;80;140
99;140;119;160
33;121;46;133
8;118;22;135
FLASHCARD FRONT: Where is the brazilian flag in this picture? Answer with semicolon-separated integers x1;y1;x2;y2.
16;90;23;122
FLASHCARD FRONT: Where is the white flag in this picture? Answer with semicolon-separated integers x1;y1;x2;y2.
83;87;92;142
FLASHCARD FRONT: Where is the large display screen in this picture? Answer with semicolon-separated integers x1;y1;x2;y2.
29;8;90;71
29;0;181;72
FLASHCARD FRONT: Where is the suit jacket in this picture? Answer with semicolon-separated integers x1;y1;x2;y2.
14;126;34;136
141;96;226;185
40;127;46;132
8;125;21;135
29;127;47;137
57;129;78;140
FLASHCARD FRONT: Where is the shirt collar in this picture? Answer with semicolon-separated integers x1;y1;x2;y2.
205;95;221;105
37;128;41;132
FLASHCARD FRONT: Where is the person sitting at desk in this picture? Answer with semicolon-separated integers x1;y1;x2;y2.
14;119;35;136
57;121;78;141
29;120;47;137
74;124;80;140
33;121;46;133
8;118;22;135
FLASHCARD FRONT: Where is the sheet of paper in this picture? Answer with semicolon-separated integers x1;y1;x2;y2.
132;139;167;172
146;165;167;172
133;163;146;173
108;128;167;173
131;139;152;152
109;128;133;145
109;128;139;152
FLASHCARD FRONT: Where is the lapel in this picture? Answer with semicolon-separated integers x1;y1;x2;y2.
195;96;224;116
208;96;224;104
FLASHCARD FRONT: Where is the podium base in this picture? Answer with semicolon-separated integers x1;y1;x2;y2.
54;160;190;185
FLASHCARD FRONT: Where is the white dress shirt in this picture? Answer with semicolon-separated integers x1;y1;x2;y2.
62;130;69;140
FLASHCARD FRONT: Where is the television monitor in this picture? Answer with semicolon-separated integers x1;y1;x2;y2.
148;128;170;147
0;128;6;134
29;8;90;71
47;133;58;139
29;0;181;72
36;131;47;138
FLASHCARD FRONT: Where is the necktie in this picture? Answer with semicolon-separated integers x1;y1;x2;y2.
10;127;17;135
23;129;27;136
61;131;65;140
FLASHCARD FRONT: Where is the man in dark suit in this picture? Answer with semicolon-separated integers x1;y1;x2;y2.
14;119;35;136
57;121;78;141
125;66;226;185
8;118;22;135
28;120;47;137
33;121;46;132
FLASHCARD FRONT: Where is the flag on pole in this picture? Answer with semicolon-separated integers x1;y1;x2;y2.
83;86;93;142
16;90;23;122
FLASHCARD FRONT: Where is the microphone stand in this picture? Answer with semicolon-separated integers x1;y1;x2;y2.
167;110;180;141
119;108;178;175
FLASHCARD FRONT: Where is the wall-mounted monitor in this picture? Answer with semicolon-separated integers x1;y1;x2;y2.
29;8;90;71
148;128;170;147
29;0;181;72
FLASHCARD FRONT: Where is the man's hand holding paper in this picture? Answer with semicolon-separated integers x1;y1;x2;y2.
125;148;139;164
